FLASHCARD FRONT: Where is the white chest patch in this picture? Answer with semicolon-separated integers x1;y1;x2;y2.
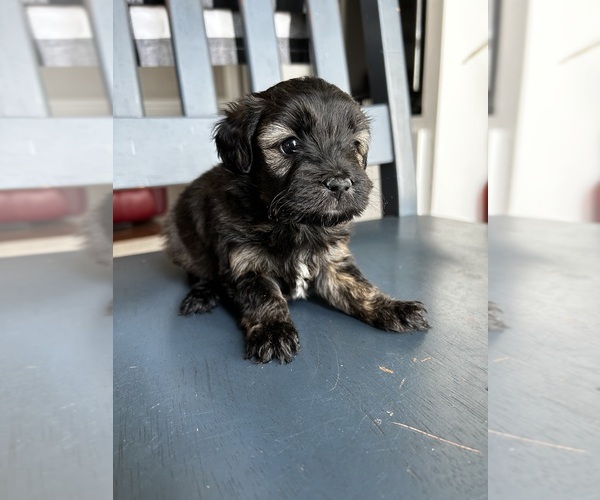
291;260;311;299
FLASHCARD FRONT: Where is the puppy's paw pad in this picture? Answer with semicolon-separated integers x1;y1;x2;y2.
244;322;300;364
374;300;430;332
179;286;220;316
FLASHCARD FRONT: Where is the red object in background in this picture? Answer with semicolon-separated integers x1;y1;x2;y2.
112;188;167;224
0;188;86;223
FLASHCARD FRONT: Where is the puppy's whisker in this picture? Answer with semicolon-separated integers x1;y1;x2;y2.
365;186;385;213
268;189;289;220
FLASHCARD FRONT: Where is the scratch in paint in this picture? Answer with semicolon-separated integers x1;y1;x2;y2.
321;334;340;392
392;422;482;454
489;429;588;454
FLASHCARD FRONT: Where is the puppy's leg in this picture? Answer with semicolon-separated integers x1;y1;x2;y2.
179;274;220;316
230;272;300;364
315;258;430;332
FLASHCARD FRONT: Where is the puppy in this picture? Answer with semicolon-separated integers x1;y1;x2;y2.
163;77;429;363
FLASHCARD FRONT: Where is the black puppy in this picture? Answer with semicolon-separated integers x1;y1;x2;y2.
164;77;429;363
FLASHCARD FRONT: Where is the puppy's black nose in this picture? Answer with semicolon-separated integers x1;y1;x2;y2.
325;177;353;194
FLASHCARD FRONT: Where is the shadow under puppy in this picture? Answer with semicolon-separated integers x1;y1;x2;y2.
164;77;429;363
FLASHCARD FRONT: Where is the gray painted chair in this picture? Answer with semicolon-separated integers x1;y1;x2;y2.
114;0;416;216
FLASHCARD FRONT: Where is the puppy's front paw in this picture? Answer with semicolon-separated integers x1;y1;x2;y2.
179;284;220;315
244;321;300;364
372;300;430;332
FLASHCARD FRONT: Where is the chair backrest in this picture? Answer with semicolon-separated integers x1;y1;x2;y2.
113;0;416;217
0;0;416;216
0;0;112;190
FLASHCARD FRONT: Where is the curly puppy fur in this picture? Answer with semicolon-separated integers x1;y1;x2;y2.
163;77;429;363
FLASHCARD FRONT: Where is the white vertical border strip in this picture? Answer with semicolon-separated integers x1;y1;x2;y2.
415;128;433;215
410;0;444;216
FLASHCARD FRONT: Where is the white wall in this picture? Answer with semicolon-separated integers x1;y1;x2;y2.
411;0;443;217
491;0;600;223
429;0;489;223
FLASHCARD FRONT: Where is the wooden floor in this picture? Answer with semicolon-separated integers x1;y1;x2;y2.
488;216;600;499
114;216;487;500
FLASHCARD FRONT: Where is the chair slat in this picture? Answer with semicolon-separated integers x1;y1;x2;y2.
360;0;417;216
113;0;144;117
239;0;282;92
305;0;351;94
85;0;113;110
167;0;218;116
0;0;48;117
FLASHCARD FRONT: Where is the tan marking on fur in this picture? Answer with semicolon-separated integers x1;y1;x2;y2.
257;122;297;176
355;129;371;154
229;245;272;278
317;246;380;315
245;321;263;335
325;242;353;264
323;245;382;312
333;271;378;313
355;129;371;166
262;149;290;177
257;122;296;148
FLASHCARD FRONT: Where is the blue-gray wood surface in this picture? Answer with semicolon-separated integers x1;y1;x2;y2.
488;216;600;499
114;216;487;500
0;251;112;500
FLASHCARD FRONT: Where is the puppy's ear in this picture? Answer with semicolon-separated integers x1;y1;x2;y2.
214;95;263;174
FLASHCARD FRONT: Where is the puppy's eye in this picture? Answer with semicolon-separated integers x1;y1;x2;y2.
280;137;300;155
